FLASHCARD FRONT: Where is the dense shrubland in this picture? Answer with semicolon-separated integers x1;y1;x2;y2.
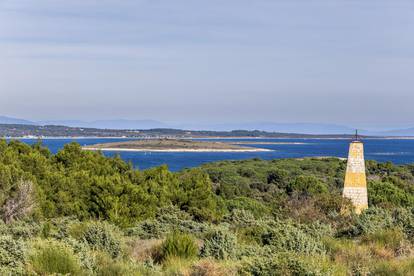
1;139;414;274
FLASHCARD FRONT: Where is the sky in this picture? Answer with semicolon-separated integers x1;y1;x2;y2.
1;0;414;128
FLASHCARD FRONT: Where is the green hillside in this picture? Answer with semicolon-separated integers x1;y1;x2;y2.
1;139;414;275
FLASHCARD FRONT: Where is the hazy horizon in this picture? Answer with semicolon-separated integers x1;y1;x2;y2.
1;1;414;127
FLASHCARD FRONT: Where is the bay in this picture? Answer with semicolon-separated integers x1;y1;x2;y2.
13;138;414;171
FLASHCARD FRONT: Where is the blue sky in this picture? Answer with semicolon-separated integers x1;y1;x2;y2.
1;0;414;128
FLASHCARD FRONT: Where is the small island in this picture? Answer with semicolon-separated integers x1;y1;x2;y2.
82;139;272;152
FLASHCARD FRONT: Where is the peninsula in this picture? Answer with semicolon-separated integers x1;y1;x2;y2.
0;123;372;139
82;139;272;152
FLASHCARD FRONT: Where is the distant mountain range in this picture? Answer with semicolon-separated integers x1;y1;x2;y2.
1;115;414;136
0;116;167;130
38;119;168;130
0;116;37;126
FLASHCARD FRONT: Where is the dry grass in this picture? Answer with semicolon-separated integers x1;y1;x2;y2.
190;259;238;276
128;238;163;263
162;256;195;276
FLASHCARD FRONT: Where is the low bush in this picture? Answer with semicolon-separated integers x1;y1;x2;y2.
0;219;40;239
352;207;393;235
80;221;122;258
239;253;342;276
64;237;98;272
392;208;414;240
261;220;326;255
28;239;81;275
0;235;26;274
126;206;213;239
158;232;199;262
200;229;237;260
287;175;328;196
94;251;155;276
369;180;414;208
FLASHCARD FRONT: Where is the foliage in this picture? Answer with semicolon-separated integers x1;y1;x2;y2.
200;228;237;260
28;239;81;275
2;140;414;274
0;141;223;226
80;221;122;258
261;220;326;255
352;207;394;235
239;253;341;276
126;205;214;239
0;219;41;239
370;258;414;276
369;180;414;207
158;232;199;262
0;235;26;274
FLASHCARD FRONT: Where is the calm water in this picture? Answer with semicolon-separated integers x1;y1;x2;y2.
14;138;414;171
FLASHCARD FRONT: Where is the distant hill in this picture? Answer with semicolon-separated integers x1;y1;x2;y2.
0;123;367;138
379;128;414;136
3;115;413;136
177;122;360;135
37;119;168;130
0;116;37;125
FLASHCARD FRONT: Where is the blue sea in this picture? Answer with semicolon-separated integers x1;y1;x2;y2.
13;138;414;171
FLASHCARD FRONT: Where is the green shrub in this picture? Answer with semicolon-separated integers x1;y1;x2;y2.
94;251;154;276
287;175;328;196
392;208;414;240
64;237;97;272
0;220;40;239
239;253;339;276
303;221;334;240
352;207;393;235
267;169;289;187
361;228;405;252
0;235;26;274
80;221;122;258
369;181;414;208
225;197;271;219
29;239;81;275
158;232;199;262
261;220;326;255
200;228;237;260
126;206;213;239
41;217;81;240
225;208;255;224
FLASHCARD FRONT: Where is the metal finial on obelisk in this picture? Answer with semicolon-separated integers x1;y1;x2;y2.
343;129;368;214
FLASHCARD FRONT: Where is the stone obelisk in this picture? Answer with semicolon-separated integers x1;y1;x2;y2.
343;131;368;214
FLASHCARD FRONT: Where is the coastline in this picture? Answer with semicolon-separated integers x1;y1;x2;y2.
3;136;414;140
229;142;307;145
82;147;273;152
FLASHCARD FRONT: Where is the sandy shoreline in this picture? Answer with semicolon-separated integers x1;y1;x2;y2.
82;147;273;152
